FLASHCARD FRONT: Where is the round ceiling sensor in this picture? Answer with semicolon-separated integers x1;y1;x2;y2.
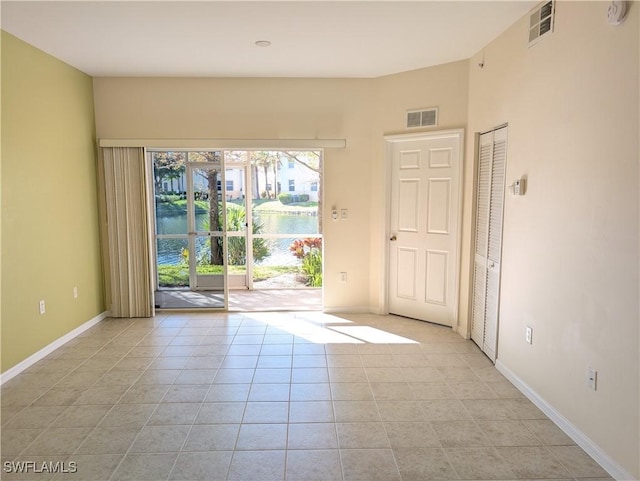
255;40;272;47
607;1;628;25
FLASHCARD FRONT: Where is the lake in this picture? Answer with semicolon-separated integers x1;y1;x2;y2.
156;211;319;266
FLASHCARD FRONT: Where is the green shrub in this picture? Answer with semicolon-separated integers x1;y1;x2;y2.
278;193;293;204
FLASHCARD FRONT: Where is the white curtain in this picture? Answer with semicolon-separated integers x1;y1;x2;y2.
102;147;152;317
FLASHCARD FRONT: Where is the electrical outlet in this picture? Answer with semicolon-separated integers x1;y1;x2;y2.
525;326;533;344
339;272;347;283
39;300;46;315
587;367;598;390
73;287;78;299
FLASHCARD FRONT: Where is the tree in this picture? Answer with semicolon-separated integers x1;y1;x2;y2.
252;151;279;199
280;151;323;233
152;152;185;193
191;152;224;266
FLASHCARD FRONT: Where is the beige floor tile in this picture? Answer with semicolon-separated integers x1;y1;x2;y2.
169;451;232;481
99;403;156;427
1;387;50;408
336;422;390;448
289;401;334;422
235;423;287;450
67;454;124;481
73;385;129;405
130;425;190;452
377;400;425;422
431;420;491;447
408;382;456;400
461;398;514;420
249;384;290;402
1;429;43;456
162;385;209;403
291;367;329;383
446;381;498;400
183;424;240;451
477;420;542;446
111;452;178;481
205;384;250;402
149;402;200;425
222;356;259;369
370;382;414;400
287;423;338;449
119;384;170;404
3;406;66;430
22;427;91;456
523;419;576;446
333;400;381;422
76;426;142;454
0;312;613;481
174;369;217;385
243;401;289;423
340;448;402;481
420;399;472;421
286;449;342;481
196;402;245;424
550;445;610;478
217;368;258;384
393;447;458;481
445;447;515;479
496;446;572;478
391;418;445;446
227;450;285;481
503;398;547;419
290;383;331;401
328;367;368;383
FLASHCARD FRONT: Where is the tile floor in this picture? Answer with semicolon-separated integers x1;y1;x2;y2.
1;312;613;481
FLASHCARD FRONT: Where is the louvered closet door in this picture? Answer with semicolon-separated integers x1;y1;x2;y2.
471;127;507;362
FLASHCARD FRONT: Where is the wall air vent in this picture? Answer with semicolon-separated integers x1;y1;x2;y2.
528;1;554;47
407;108;438;129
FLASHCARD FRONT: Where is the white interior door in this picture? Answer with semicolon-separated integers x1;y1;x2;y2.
471;126;508;361
387;130;463;326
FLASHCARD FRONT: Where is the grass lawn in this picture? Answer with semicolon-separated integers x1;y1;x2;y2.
158;264;301;288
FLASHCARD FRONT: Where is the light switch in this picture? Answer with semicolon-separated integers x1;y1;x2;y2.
340;209;348;220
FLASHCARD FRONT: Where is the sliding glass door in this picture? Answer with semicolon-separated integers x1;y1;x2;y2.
152;151;227;309
151;149;323;310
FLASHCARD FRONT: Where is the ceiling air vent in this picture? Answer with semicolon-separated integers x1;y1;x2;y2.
528;1;554;47
407;108;438;129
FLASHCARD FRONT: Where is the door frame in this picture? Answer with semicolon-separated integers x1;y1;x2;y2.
380;129;465;328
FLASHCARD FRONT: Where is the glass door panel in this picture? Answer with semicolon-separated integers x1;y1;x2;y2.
191;164;226;295
224;163;249;289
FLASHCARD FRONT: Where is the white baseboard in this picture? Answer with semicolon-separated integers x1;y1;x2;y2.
496;360;637;481
0;311;110;386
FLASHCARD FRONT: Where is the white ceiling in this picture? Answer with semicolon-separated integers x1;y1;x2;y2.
1;1;537;78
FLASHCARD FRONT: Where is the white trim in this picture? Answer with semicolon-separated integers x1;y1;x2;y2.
381;128;465;327
99;138;346;150
496;360;637;481
0;311;110;386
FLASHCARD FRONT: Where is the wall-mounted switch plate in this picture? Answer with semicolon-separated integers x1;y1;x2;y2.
39;300;46;315
525;326;533;344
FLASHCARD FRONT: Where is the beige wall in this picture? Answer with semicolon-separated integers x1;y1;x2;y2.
1;32;105;372
466;2;639;478
93;77;377;310
369;60;469;315
93;64;471;313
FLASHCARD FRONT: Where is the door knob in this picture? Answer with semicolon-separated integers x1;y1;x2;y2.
390;235;397;241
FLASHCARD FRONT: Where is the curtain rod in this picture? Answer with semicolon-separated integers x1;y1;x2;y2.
99;138;346;149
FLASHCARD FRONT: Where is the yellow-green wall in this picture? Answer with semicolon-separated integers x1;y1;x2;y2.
1;32;104;373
